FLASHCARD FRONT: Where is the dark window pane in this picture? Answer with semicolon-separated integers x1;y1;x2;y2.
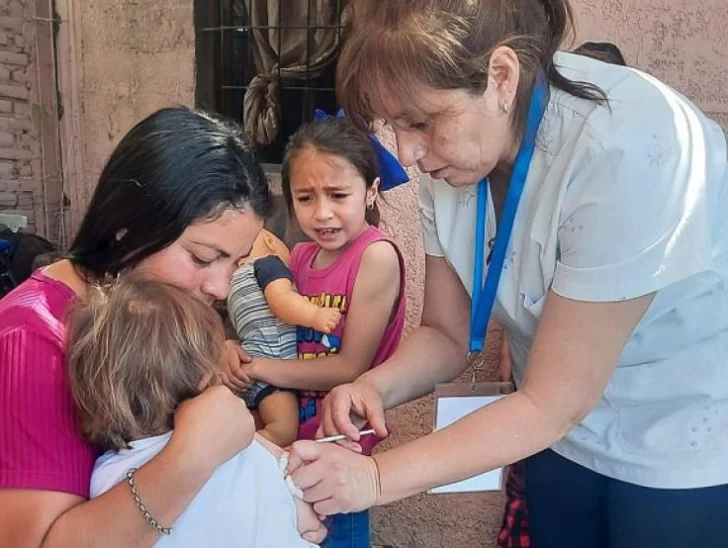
194;0;345;164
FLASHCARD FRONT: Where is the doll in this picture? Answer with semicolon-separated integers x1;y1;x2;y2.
227;229;341;446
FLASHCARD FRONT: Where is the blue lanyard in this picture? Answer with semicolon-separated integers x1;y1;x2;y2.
469;79;548;354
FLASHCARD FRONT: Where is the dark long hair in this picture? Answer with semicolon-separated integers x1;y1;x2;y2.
281;117;381;227
68;107;274;278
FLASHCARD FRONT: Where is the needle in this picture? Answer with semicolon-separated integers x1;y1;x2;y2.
316;428;376;444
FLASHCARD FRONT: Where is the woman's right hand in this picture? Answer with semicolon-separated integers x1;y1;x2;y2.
317;381;389;440
171;385;255;470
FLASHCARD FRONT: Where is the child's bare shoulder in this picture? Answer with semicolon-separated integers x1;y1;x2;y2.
360;240;400;276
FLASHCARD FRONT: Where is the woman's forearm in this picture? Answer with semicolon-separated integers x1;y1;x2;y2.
358;324;469;410
372;391;565;505
370;292;651;505
43;439;213;547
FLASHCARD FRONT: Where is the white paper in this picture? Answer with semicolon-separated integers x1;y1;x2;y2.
429;394;505;494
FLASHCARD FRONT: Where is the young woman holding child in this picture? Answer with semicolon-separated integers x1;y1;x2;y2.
66;276;323;547
0;107;330;546
225;117;407;547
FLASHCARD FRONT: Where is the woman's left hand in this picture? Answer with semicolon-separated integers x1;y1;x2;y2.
286;440;381;516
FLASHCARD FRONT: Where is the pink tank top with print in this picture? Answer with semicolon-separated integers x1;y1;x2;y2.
290;226;406;455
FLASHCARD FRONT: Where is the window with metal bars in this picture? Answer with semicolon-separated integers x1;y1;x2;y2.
194;0;346;165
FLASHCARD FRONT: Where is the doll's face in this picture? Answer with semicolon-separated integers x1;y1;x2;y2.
241;229;291;268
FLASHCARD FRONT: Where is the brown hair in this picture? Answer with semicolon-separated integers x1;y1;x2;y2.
337;0;607;137
66;276;226;451
281;117;381;227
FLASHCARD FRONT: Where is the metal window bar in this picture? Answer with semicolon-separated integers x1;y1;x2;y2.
194;0;345;164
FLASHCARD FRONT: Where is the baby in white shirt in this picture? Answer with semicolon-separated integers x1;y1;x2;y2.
66;276;322;547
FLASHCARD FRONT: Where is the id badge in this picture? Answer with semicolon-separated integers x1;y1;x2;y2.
429;381;515;494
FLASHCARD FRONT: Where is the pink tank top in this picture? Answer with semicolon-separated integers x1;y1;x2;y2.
290;226;406;454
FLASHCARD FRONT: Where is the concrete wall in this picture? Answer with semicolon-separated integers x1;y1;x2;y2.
570;0;728;130
56;0;196;233
0;0;40;233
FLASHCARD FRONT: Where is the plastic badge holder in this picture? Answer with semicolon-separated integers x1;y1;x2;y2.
429;381;515;494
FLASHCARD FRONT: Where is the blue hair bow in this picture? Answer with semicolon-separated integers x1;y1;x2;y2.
313;108;409;191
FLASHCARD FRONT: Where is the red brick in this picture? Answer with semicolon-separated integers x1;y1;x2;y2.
12;101;27;115
0;50;28;66
0;180;19;193
18;162;31;176
0;180;19;192
11;69;25;83
0;100;11;113
0;147;32;160
0;177;37;193
8;1;24;17
0;132;14;147
0;33;8;47
0;83;28;100
0;17;23;33
0;161;15;177
0;115;31;130
0;67;10;82
17;195;33;208
0;192;17;207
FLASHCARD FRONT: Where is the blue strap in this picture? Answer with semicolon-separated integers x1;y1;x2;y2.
469;78;549;354
312;108;409;191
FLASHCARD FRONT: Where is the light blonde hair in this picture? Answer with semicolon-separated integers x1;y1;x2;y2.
337;0;606;137
66;276;226;451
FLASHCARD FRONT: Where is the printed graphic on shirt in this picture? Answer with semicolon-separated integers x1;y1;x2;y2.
297;292;346;424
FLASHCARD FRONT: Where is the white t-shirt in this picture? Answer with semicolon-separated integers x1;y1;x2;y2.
420;51;728;489
91;433;316;547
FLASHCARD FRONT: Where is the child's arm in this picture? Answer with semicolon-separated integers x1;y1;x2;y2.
248;241;402;391
256;390;300;448
255;255;342;334
264;279;342;334
254;435;327;543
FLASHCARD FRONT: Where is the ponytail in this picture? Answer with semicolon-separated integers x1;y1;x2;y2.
538;0;607;105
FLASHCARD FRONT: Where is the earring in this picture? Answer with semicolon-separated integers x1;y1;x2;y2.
367;201;375;211
501;102;510;115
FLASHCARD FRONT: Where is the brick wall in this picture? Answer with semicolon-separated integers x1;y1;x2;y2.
0;0;39;234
